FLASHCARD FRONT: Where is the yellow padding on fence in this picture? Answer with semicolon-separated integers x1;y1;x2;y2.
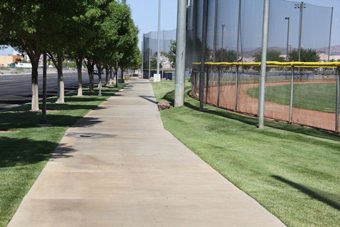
193;61;340;68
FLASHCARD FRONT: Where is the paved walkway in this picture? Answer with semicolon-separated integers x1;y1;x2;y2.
8;78;285;227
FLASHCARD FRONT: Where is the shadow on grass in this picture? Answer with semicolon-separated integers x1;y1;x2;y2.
0;110;102;130
0;137;76;168
272;175;340;211
159;88;340;142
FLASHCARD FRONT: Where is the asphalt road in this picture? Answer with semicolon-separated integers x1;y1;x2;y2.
0;71;92;111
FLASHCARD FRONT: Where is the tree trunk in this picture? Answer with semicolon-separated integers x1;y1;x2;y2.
76;57;83;96
56;56;64;103
115;65;118;88
109;68;113;85
105;66;109;86
97;58;102;96
31;61;39;111
87;63;94;92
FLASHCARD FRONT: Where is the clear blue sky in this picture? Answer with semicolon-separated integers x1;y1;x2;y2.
126;0;178;49
1;0;339;55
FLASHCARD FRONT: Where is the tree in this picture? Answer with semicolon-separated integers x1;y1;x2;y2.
253;50;285;62
0;1;48;111
150;59;162;69
215;49;237;62
113;1;140;83
288;48;320;62
165;40;176;68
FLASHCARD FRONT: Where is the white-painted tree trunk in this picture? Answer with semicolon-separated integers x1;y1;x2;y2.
31;82;39;111
56;56;65;103
77;58;83;96
31;62;39;111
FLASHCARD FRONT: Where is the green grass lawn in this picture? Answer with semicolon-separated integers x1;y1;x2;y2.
247;83;337;113
152;80;340;227
0;83;127;226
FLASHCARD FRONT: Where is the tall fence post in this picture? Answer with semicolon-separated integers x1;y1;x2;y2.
217;66;221;107
199;0;208;111
289;66;294;123
141;40;144;78
336;67;339;132
234;66;239;111
205;66;209;103
174;0;187;107
258;0;270;129
235;0;242;112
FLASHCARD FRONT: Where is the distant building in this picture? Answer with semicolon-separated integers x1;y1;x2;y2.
0;56;12;67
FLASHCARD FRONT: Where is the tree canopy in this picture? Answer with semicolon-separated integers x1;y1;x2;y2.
253;50;285;62
0;0;140;110
288;48;320;62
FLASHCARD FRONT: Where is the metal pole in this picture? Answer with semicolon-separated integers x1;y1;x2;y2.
217;66;220;107
213;0;218;62
141;40;144;78
206;66;209;103
235;0;241;111
336;67;339;132
40;50;48;124
162;30;164;78
157;0;161;76
289;66;294;123
296;2;305;62
258;0;270;129
199;0;208;111
285;17;290;62
328;7;333;62
148;48;151;79
174;0;187;107
221;24;225;62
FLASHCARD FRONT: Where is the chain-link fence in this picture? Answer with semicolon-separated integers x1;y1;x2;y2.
142;29;176;79
187;0;339;132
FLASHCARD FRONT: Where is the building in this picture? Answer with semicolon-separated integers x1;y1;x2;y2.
0;56;12;67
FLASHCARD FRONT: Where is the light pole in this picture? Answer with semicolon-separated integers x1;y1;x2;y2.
294;2;306;62
221;24;225;62
285;17;290;62
156;0;161;82
174;0;187;107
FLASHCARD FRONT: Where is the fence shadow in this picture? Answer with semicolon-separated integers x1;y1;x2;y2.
272;175;340;211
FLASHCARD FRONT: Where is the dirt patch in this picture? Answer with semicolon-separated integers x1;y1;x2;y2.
194;80;339;132
0;130;19;133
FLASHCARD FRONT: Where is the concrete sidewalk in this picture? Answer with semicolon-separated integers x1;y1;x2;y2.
8;78;285;227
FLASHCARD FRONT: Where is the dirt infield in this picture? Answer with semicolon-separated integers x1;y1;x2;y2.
192;81;339;132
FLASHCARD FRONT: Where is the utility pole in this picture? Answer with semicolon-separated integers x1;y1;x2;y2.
141;40;144;78
295;2;306;62
258;0;270;129
199;0;208;111
213;0;218;62
155;0;161;82
221;24;225;62
174;0;187;107
328;7;333;62
285;17;290;62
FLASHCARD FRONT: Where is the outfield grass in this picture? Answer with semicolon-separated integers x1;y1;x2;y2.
152;81;340;227
247;83;337;113
0;84;127;226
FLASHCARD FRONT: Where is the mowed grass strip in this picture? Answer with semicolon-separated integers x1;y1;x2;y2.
0;83;127;227
152;81;340;227
247;83;337;113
